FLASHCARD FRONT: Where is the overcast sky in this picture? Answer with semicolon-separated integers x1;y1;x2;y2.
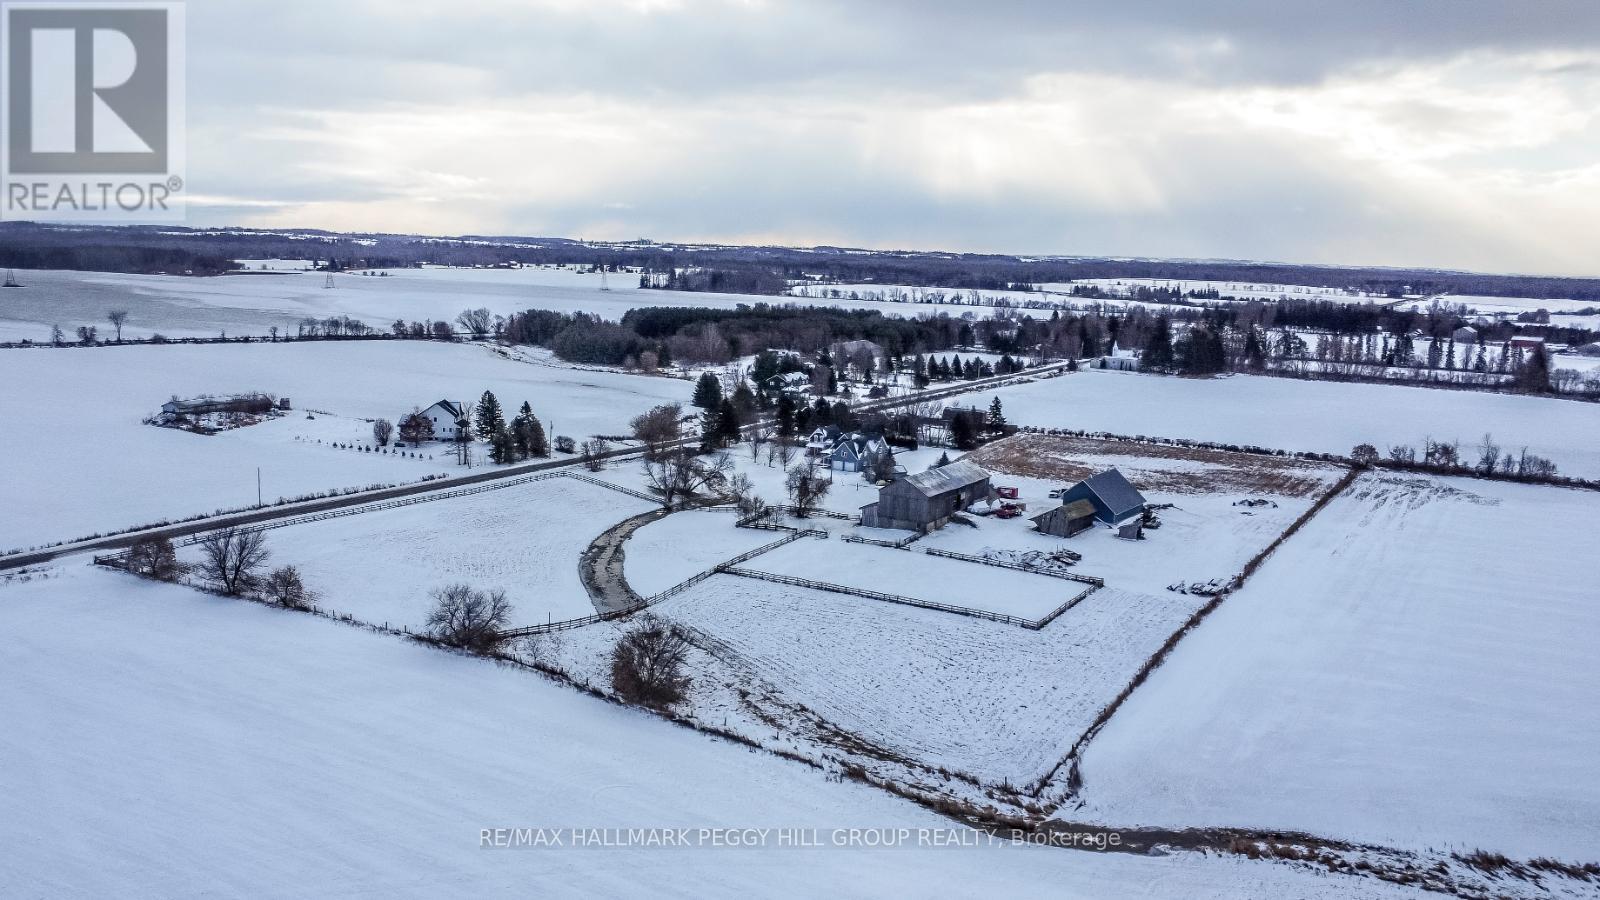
183;1;1600;275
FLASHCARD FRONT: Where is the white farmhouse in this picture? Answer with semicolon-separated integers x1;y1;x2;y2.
419;400;468;440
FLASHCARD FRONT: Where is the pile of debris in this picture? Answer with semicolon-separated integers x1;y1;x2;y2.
984;547;1082;572
1167;577;1229;596
1233;498;1279;509
147;393;284;435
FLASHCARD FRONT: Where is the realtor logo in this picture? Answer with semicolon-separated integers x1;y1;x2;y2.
2;1;185;220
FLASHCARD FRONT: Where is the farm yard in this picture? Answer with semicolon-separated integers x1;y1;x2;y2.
1076;473;1600;860
973;368;1600;479
0;340;690;550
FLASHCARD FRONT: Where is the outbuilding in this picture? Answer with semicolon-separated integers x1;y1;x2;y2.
1059;468;1147;536
1030;499;1098;538
859;460;993;532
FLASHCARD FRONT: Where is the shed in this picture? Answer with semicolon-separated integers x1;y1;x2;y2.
1060;468;1147;526
859;460;993;532
1031;499;1097;538
1452;326;1478;344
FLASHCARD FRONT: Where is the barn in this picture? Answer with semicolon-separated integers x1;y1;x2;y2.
1058;468;1147;538
859;460;993;532
1031;499;1098;538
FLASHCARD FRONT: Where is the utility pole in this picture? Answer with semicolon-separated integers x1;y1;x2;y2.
256;467;262;506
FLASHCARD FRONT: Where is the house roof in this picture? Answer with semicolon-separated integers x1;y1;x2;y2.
428;400;464;418
831;432;887;458
901;460;990;497
1030;498;1096;525
1075;468;1146;518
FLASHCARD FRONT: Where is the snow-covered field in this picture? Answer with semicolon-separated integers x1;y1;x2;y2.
732;536;1082;620
657;574;1206;785
180;476;658;627
1078;473;1600;860
978;369;1600;479
0;340;689;550
622;508;776;597
0;265;1016;344
0;567;1426;898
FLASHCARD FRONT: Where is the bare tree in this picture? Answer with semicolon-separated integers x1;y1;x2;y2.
725;472;766;517
127;535;185;581
1350;443;1379;467
398;408;433;444
610;615;693;706
262;565;315;609
580;438;610;471
106;309;128;342
640;450;733;507
785;463;831;517
455;307;493;338
198;527;271;596
425;584;514;654
372;418;394;446
1476;433;1501;474
630;403;684;457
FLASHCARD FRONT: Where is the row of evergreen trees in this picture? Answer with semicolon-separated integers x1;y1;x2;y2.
470;392;551;464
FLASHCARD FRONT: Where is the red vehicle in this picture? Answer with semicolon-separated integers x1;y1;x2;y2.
994;503;1022;519
995;486;1019;500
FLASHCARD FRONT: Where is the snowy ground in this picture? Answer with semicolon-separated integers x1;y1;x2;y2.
977;368;1600;479
1078;473;1600;861
0;265;1017;344
176;476;658;628
0;566;1427;898
621;508;774;597
732;537;1082;620
0;340;688;550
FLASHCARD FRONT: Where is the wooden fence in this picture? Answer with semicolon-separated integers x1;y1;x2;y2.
717;566;1081;630
921;547;1104;586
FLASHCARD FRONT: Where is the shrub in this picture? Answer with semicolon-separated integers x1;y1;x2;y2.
126;536;185;581
425;583;514;654
610;616;693;706
262;565;314;609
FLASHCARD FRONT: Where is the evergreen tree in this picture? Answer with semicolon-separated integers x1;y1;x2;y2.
474;391;504;440
934;451;951;467
731;380;757;420
691;372;722;411
716;399;742;444
986;397;1006;434
489;426;514;464
949;412;979;450
1242;326;1265;371
812;397;832;426
1143;316;1175;371
1519;344;1552;393
776;395;797;437
526;413;549;457
825;367;838;395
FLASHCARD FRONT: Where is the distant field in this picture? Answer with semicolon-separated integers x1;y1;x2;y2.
976;369;1600;479
1078;473;1600;859
0;340;688;549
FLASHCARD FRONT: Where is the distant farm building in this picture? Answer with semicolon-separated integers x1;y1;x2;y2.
830;339;885;371
1098;341;1141;371
1510;336;1546;352
1054;468;1148;539
161;394;279;417
1577;342;1600;357
1452;326;1478;344
1031;499;1098;538
859;460;994;532
420;400;468;440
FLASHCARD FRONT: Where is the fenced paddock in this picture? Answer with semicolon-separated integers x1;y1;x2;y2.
728;537;1095;625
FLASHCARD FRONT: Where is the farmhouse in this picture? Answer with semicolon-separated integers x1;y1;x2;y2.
419;400;468;440
859;460;993;532
1452;326;1479;343
1057;468;1147;539
765;371;811;397
831;339;885;372
806;425;842;455
1031;499;1098;538
827;432;892;474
